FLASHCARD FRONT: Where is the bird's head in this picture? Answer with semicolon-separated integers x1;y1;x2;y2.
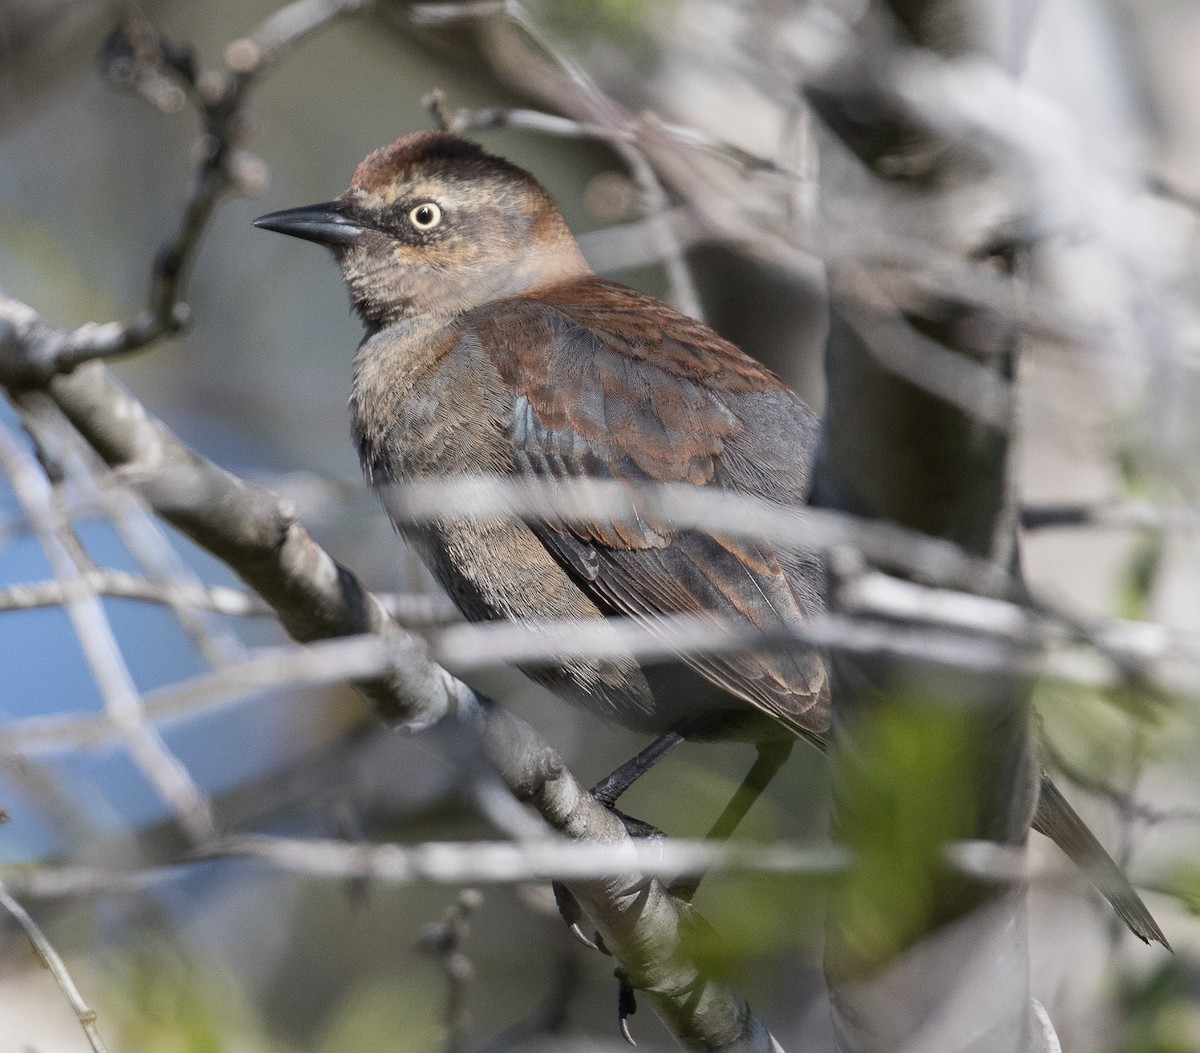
255;131;590;327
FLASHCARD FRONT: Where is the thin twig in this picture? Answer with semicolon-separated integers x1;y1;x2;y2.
418;889;483;1053
0;571;458;624
1021;500;1200;532
0;570;269;616
0;421;217;843
385;474;1018;599
0;0;372;387
23;399;246;666
0;831;1132;896
0;879;111;1053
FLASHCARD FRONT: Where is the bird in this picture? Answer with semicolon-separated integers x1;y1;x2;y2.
255;129;1167;948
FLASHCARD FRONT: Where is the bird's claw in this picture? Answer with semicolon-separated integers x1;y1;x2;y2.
553;880;602;951
618;975;638;1046
568;921;598;950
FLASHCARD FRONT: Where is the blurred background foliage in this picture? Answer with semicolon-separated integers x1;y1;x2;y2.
2;0;1200;1050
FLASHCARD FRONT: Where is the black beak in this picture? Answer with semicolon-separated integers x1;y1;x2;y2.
253;202;366;247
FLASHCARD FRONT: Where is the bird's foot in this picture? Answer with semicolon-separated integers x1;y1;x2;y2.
605;804;663;841
550;804;663;951
552;798;663;943
548;890;642;1046
549;761;665;1042
617;971;638;1046
552;880;604;952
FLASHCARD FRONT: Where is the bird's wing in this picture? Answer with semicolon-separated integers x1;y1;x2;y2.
468;276;829;737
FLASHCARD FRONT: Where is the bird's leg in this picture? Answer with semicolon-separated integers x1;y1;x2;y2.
669;740;793;903
552;725;692;951
589;727;687;808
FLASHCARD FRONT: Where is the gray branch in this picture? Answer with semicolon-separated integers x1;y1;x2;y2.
0;879;112;1053
1;303;779;1050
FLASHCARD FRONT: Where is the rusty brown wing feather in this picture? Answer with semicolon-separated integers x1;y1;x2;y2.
461;279;1167;945
467;276;829;738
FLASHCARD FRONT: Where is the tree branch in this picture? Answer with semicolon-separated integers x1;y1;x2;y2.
0;879;112;1053
1;300;780;1049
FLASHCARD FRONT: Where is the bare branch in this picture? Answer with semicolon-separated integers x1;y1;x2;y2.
0;419;218;843
4;830;1156;901
0;879;112;1053
0;569;455;629
1021;500;1200;532
0;307;780;1049
0;570;270;616
223;0;373;75
418;888;482;1053
0;0;372;388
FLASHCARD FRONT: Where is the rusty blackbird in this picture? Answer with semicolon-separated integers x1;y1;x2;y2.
256;131;1166;947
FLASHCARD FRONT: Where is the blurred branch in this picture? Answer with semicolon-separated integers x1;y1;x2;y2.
0;0;371;389
3;828;1163;901
0;418;218;844
418;888;483;1053
1;327;779;1052
0;570;458;625
27;407;247;665
0;879;111;1053
4;460;1199;760
387;474;1018;598
384;475;1187;691
1021;501;1200;532
3;582;1192;769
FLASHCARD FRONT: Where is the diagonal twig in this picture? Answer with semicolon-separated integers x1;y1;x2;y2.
0;418;217;843
0;879;112;1053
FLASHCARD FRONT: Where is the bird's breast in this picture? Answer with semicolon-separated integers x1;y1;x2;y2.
350;319;513;483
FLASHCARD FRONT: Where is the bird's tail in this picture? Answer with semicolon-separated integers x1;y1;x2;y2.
1032;772;1169;949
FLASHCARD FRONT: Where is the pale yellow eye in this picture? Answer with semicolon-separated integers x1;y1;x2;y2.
408;202;442;231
